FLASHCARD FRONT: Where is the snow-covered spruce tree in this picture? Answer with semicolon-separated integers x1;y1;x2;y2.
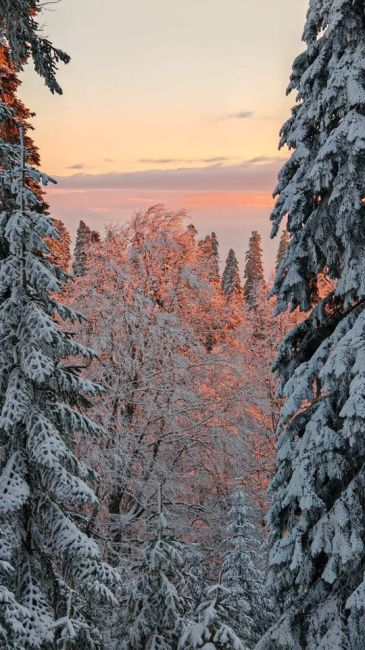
221;249;243;304
243;231;264;308
116;490;191;650
179;582;247;650
72;220;100;277
185;547;208;613
198;233;220;284
275;230;289;272
211;232;220;282
258;2;365;648
221;490;273;648
0;131;118;648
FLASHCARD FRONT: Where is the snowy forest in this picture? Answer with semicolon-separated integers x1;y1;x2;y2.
1;1;365;649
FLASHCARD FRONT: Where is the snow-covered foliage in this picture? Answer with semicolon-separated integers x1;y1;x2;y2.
197;232;220;285
0;131;118;648
275;231;289;272
221;250;243;304
72;220;100;277
115;494;191;650
234;279;300;510
221;490;274;647
243;232;264;308
65;207;256;570
0;1;299;647
46;218;71;273
261;1;365;647
179;583;247;650
0;0;70;94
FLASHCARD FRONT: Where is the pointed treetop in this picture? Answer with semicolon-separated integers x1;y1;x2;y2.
117;488;190;650
73;220;100;277
198;232;220;283
221;249;243;303
243;231;264;307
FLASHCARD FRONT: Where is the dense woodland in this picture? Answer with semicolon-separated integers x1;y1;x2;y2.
0;1;365;649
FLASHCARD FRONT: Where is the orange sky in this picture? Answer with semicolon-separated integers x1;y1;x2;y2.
20;0;309;270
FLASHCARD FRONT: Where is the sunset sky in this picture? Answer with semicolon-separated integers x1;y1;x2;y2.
21;0;308;270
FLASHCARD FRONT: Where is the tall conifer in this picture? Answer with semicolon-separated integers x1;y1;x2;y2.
0;5;118;647
221;249;242;303
117;491;190;650
198;233;220;284
73;221;100;277
211;232;220;282
259;2;365;647
243;232;264;307
0;126;118;649
221;490;273;647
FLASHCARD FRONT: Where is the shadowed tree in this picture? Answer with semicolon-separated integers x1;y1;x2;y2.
0;5;118;647
258;1;365;647
115;490;191;650
275;230;289;272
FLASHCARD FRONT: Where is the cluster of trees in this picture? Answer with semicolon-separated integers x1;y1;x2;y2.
0;7;287;643
1;0;365;648
57;200;299;648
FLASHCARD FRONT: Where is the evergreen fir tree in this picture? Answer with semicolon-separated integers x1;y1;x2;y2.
0;130;118;648
179;582;247;650
0;6;118;647
185;547;207;613
198;233;220;284
275;230;289;272
221;490;273;648
72;221;100;277
211;232;220;282
116;489;190;650
243;231;264;307
221;249;242;303
259;2;365;647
